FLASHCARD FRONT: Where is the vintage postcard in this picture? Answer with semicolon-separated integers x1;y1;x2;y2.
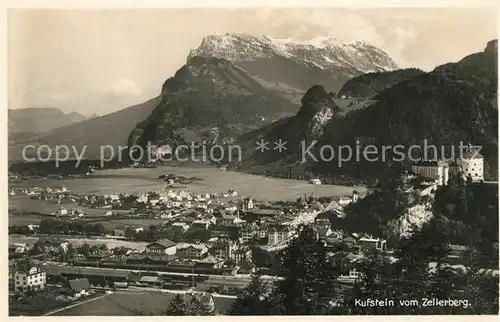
4;1;499;317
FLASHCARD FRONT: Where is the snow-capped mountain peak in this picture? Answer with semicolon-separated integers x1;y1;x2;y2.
188;33;398;74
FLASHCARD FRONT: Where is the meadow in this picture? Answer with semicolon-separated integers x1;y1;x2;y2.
9;165;363;227
9;235;148;249
14;166;364;200
53;290;236;315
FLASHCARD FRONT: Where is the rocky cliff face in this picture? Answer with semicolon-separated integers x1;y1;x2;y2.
128;56;295;150
297;85;340;140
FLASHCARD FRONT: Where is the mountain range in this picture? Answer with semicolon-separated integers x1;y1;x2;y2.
8;35;498;183
8;108;88;142
8;98;160;160
9;33;396;161
231;40;498;182
128;34;399;150
188;33;398;103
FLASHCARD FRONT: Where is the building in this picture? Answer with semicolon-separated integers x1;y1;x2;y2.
216;212;238;226
126;253;176;267
239;224;257;243
244;209;284;222
9;243;29;256
310;178;322;185
456;145;484;182
44;265;136;285
448;244;468;258
145;239;177;255
352;190;359;203
138;275;161;287
209;239;236;260
358;236;386;251
411;160;449;185
57;207;68;216
14;263;46;293
232;247;252;264
171;222;190;232
342;237;358;249
68;278;91;297
197;256;225;269
267;225;293;246
176;243;209;260
330;253;364;280
192;220;211;230
242;197;254;210
313;225;333;241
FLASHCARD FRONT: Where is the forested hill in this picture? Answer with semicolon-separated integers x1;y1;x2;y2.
336;68;424;99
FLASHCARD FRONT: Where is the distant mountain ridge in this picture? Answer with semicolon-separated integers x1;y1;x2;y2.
8;97;160;161
9;107;88;135
189;33;399;102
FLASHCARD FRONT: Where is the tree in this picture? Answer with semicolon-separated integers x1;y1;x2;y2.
230;275;272;315
184;293;216;316
77;243;91;256
273;226;338;314
251;246;272;268
166;294;188;315
347;249;397;315
165;293;215;316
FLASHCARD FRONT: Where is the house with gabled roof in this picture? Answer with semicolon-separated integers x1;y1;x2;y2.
192;220;211;230
176;243;209;261
216;211;238;226
68;278;91;297
145;239;177;255
197;255;224;269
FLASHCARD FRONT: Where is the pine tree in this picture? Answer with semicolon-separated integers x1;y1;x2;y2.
166;294;188;315
348;249;397;314
229;275;271;315
274;226;338;314
182;293;216;316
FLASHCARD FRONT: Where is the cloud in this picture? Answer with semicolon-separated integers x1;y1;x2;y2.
385;27;419;67
110;78;142;96
51;91;70;101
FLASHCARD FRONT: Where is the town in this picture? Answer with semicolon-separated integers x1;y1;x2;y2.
8;145;498;315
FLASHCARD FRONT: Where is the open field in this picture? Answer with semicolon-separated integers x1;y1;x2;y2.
53;290;236;315
9;195;140;227
9;235;148;249
9;196;129;216
9;212;167;230
9;196;80;215
12;166;364;200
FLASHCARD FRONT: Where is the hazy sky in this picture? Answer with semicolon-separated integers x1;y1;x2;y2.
8;8;498;115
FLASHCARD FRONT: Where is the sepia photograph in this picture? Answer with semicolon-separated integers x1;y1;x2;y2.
6;4;499;316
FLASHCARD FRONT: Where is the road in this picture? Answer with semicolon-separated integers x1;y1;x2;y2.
43;293;108;316
124;286;238;298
